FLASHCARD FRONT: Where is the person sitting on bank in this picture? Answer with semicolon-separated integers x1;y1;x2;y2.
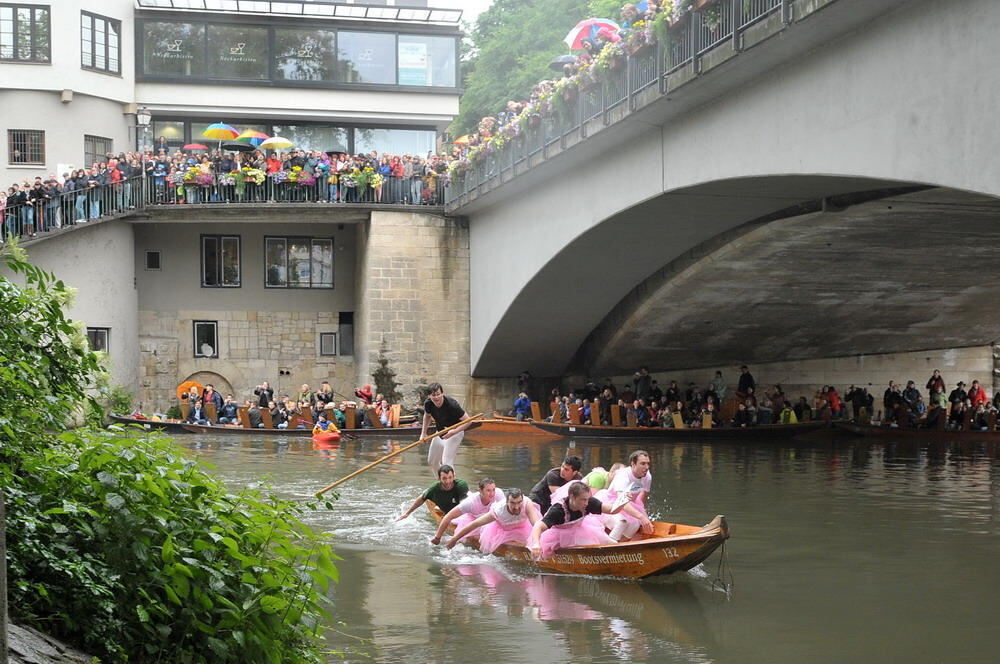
217;395;239;424
186;399;210;426
397;465;469;521
430;477;504;545
312;412;339;434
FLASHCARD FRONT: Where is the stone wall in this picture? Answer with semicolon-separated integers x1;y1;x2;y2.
138;309;352;411
355;211;470;408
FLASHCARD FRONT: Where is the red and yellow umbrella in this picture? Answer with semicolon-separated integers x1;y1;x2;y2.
201;122;239;140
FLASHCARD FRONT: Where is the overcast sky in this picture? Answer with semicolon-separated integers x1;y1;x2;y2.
433;0;493;27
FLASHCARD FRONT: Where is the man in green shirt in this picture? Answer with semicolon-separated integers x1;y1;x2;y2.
396;465;469;521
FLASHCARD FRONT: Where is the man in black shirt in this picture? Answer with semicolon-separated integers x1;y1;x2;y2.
421;382;473;475
527;481;642;559
528;455;583;514
396;464;469;521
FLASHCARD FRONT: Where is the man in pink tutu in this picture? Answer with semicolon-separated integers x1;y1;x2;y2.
446;488;541;553
430;477;504;545
528;481;648;560
602;450;654;542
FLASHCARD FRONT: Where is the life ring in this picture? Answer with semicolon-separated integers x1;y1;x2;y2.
311;431;341;444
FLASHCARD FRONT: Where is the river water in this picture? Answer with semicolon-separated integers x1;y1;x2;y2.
176;431;999;663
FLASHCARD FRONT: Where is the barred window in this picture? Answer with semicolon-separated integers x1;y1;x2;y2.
8;129;44;165
81;11;120;74
0;5;50;62
84;135;112;168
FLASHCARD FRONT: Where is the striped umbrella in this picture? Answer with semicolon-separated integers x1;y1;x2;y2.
260;136;295;150
235;129;270;146
201;122;240;140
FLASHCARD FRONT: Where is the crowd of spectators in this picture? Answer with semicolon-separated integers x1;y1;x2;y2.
0;146;451;244
524;365;999;431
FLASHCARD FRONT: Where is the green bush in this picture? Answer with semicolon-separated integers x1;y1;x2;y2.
6;426;340;663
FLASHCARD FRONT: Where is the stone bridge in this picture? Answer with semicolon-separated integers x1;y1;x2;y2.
450;0;1000;393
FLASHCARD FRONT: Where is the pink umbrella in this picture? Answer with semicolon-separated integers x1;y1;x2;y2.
564;18;621;50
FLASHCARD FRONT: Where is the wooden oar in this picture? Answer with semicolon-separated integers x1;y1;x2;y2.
314;413;485;496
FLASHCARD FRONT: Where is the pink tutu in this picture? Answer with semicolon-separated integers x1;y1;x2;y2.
452;512;482;543
540;518;612;559
478;518;532;554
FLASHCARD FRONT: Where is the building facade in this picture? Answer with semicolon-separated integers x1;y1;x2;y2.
1;0;471;411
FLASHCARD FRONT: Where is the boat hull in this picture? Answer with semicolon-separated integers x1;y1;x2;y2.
109;414;191;433
464;418;563;440
835;421;1000;440
180;423;424;438
528;420;828;440
428;504;729;579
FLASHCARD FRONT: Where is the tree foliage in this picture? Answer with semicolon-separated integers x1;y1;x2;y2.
0;243;339;663
452;0;589;135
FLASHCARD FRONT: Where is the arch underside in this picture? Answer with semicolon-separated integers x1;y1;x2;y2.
474;179;1000;378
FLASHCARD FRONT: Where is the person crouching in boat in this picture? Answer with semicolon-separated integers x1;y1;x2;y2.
446;488;541;553
312;412;339;434
396;465;469;522
528;481;647;560
431;477;504;545
596;450;654;543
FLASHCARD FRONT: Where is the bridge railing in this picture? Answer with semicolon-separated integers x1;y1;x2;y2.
446;0;798;206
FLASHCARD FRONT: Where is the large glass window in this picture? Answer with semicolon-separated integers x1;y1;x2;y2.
142;21;205;77
397;34;455;87
208;24;268;80
272;125;348;153
336;31;396;84
354;128;435;156
265;237;333;289
273;27;337;82
81;11;120;74
202;235;241;288
0;5;49;62
152;120;185;150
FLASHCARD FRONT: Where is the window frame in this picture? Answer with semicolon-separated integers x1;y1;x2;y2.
145;250;161;271
0;4;51;63
134;18;460;93
338;311;354;356
7;128;45;165
86;327;110;353
193;320;218;359
80;10;121;75
264;235;334;290
83;134;113;168
200;234;241;288
319;332;337;357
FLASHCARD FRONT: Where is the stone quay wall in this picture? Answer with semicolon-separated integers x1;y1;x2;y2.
355;211;470;408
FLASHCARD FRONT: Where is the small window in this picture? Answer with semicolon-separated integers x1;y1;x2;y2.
193;321;218;358
0;5;50;63
84;135;112;168
319;332;337;357
338;312;354;356
265;236;333;289
86;327;109;353
80;11;120;74
8;129;44;165
202;235;240;287
145;251;161;270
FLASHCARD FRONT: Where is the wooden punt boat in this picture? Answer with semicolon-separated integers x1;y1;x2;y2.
463;414;564;440
835;421;1000;440
180;423;425;438
528;419;828;440
109;414;191;433
427;503;729;579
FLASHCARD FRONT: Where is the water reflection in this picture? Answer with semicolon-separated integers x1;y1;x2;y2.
174;431;1000;664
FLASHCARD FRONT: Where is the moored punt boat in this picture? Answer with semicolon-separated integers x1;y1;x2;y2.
180;422;425;438
109;414;191;433
835;421;1000;440
463;415;564;440
428;503;729;579
527;420;828;440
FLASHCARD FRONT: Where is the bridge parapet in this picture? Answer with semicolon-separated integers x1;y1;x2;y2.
445;0;853;212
